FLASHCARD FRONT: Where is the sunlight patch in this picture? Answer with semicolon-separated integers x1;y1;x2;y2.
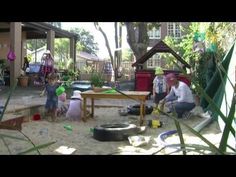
54;146;76;154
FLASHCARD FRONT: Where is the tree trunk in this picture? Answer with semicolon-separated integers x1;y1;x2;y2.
114;22;118;81
125;22;149;61
118;24;122;69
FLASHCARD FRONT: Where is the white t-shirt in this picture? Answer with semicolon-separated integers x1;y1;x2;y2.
153;76;167;94
166;81;194;103
66;99;82;120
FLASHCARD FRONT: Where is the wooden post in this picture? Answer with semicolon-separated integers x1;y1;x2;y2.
47;30;55;56
9;22;22;88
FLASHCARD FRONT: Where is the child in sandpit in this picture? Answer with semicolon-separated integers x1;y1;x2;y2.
153;67;168;106
57;92;68;117
40;73;60;122
66;90;84;121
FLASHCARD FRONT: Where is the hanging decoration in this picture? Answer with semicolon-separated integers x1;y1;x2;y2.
7;49;16;62
193;30;218;54
206;31;218;53
193;32;206;53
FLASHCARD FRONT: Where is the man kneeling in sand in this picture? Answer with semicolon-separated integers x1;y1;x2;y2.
66;90;84;121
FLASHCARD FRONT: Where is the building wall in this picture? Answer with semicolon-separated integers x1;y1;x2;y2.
149;22;190;47
145;22;190;69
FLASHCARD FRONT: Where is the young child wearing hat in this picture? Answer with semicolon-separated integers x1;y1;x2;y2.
57;92;68;117
153;67;167;105
66;90;83;121
40;50;54;84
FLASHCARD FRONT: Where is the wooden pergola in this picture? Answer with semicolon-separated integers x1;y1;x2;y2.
0;22;78;88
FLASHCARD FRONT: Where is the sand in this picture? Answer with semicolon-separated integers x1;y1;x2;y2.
0;107;222;155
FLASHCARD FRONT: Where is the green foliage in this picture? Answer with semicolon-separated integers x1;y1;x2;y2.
69;28;99;55
82;65;94;74
163;36;185;69
55;38;70;62
58;58;80;90
90;72;104;87
164;22;233;94
122;48;133;61
0;59;6;70
57;58;73;71
26;39;46;51
26;54;33;62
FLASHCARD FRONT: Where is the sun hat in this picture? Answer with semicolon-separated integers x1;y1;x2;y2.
155;67;164;75
165;73;177;82
45;50;51;54
71;90;82;99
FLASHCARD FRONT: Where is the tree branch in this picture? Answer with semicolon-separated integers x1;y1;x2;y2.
94;22;114;66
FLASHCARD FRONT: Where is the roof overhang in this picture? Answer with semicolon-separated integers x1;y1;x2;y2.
0;22;78;40
132;40;191;68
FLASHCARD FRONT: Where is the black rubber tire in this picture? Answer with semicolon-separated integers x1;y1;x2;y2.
127;104;153;115
93;123;138;141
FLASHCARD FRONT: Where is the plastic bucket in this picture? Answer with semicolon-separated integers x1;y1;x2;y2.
56;86;65;96
33;113;41;121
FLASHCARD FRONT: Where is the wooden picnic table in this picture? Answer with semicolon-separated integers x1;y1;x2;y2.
80;90;150;125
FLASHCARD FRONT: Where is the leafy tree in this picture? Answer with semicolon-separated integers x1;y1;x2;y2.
163;22;236;91
69;28;98;55
26;39;46;51
124;22;160;60
94;22;114;65
54;38;69;62
122;48;133;61
94;22;123;81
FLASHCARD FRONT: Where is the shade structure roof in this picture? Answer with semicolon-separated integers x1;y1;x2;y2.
132;40;191;68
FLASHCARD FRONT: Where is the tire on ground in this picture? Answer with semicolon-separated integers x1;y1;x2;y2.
93;123;138;141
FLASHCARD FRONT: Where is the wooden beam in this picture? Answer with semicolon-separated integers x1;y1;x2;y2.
9;22;22;88
47;30;55;56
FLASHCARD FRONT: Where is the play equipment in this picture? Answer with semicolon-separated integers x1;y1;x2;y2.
156;130;178;147
56;86;65;96
64;125;72;131
93;123;138;141
32;113;41;121
127;104;153;115
148;119;162;128
0;116;24;130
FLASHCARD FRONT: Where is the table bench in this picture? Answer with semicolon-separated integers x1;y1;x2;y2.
81;90;150;125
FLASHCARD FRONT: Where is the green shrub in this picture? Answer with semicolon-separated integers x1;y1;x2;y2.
90;72;104;87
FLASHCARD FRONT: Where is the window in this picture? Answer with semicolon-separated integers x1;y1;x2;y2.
167;23;181;38
147;53;161;68
148;27;161;39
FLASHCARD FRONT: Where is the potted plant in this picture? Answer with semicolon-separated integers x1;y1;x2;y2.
18;69;29;87
90;72;106;92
